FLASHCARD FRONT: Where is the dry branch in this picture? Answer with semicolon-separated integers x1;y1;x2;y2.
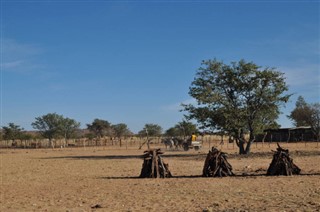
139;148;172;178
202;147;234;177
267;143;301;176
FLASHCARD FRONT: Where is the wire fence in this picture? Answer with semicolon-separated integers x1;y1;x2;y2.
0;135;318;149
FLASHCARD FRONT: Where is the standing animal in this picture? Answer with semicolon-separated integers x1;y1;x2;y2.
172;137;186;149
161;138;174;149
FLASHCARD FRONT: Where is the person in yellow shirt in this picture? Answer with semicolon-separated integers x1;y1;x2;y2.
191;133;197;141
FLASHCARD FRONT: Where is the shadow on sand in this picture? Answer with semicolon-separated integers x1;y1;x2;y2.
40;150;320;161
40;153;207;160
98;172;320;180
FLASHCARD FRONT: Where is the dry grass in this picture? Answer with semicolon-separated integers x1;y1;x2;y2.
0;142;319;212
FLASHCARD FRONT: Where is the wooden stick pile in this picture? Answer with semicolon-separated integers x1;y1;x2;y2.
139;148;172;178
267;143;301;176
202;147;234;177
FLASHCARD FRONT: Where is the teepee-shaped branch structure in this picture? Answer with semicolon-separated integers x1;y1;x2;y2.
139;149;172;178
202;147;234;177
267;143;301;176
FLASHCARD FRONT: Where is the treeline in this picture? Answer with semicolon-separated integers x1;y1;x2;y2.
0;113;199;148
2;59;319;153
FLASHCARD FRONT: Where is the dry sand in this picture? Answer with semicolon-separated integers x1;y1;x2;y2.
1;142;319;212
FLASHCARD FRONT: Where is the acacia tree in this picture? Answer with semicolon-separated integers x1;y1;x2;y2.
138;123;163;137
112;123;132;146
60;117;80;147
183;59;290;154
87;119;112;140
165;121;197;138
176;120;197;139
288;96;312;126
138;123;163;149
32;113;64;148
288;96;320;141
165;127;180;137
2;123;24;146
32;113;80;148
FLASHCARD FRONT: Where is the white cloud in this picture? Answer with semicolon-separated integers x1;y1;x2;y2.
280;64;320;87
2;38;42;57
1;38;44;73
1;60;25;69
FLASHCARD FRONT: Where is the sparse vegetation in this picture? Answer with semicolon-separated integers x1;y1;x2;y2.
0;142;319;211
31;113;80;148
288;96;320;141
183;59;291;154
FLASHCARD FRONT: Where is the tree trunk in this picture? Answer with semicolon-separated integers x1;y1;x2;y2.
147;139;150;149
49;138;54;149
244;140;254;154
238;139;246;154
146;135;150;150
64;132;67;148
237;129;246;154
244;129;255;154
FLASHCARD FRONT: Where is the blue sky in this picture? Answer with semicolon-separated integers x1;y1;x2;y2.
1;1;319;133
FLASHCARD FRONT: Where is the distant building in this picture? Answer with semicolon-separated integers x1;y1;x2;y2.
258;126;315;142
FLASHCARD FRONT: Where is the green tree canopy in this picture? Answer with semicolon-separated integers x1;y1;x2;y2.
61;117;81;140
87;119;112;138
183;59;290;154
32;113;80;147
165;120;197;138
32;113;63;142
288;96;313;127
112;123;132;138
176;120;197;137
165;127;180;137
2;123;24;141
288;96;320;141
138;123;163;137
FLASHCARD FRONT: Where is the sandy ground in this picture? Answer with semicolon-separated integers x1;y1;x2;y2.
1;142;319;212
